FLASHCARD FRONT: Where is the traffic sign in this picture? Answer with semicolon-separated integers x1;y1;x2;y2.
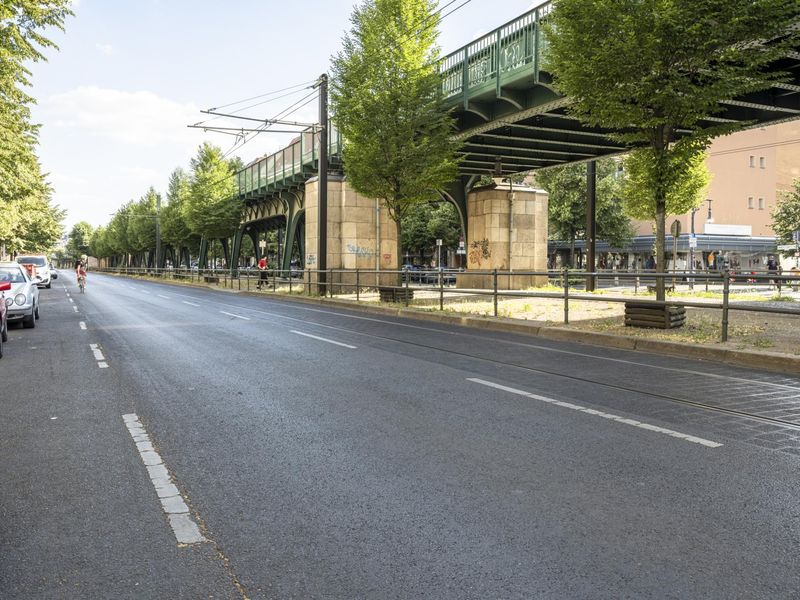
689;234;697;248
670;219;681;238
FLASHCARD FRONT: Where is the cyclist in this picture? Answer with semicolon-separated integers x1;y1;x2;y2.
76;260;87;292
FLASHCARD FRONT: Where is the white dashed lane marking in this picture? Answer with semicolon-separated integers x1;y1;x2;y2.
220;311;250;320
182;301;200;307
72;306;78;313
89;344;109;369
468;378;723;449
79;322;87;330
157;294;170;299
291;330;357;349
122;414;207;545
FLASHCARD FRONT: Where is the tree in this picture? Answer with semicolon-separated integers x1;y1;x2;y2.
330;0;461;270
1;1;72;257
161;168;197;264
401;201;461;263
535;159;634;266
107;203;133;265
67;221;94;259
544;0;798;299
127;188;160;262
772;180;800;257
184;143;241;249
622;148;711;228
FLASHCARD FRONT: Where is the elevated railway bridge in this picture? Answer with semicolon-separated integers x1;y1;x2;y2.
217;2;799;288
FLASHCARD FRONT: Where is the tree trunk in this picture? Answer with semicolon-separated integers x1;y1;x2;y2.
655;199;666;302
394;217;403;286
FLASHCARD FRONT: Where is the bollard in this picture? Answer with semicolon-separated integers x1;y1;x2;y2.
721;269;730;342
563;267;570;324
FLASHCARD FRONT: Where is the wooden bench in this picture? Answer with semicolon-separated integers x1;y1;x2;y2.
625;302;686;329
378;286;414;303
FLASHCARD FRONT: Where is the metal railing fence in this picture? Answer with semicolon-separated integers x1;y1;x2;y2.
96;266;800;343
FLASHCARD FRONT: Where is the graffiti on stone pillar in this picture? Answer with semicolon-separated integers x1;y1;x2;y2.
306;253;316;266
468;239;491;267
346;244;377;257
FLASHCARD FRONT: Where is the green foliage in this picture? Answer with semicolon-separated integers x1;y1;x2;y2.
622;148;710;221
184;143;241;240
107;202;133;258
401;201;461;258
535;159;633;251
772;180;800;256
543;0;798;298
161;168;194;248
127;188;159;252
67;221;94;259
330;0;461;266
0;1;71;257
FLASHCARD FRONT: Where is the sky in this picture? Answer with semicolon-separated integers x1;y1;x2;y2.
29;0;545;233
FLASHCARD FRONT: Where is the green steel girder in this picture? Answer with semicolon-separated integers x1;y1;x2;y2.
440;1;800;177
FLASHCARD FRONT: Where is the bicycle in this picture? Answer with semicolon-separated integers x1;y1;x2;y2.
78;275;86;293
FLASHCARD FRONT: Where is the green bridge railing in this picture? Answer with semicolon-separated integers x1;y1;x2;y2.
237;121;342;198
439;2;553;104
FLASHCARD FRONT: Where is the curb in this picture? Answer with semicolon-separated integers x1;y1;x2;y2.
106;273;800;376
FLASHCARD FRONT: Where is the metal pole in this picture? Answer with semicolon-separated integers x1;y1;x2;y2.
317;74;328;297
356;269;360;302
493;269;498;317
721;269;730;342
689;208;696;290
404;269;410;307
155;194;161;272
563;267;570;324
439;267;444;311
585;160;597;292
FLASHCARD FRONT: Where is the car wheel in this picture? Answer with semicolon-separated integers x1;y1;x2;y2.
46;282;51;289
35;303;40;319
23;305;35;329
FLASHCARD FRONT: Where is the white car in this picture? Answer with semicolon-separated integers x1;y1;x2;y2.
0;262;40;329
16;254;52;288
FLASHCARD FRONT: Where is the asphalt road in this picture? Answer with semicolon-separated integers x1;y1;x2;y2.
2;271;799;599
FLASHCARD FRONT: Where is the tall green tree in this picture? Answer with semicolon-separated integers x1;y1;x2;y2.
535;159;634;266
108;202;133;265
161;168;197;264
543;0;798;299
127;188;160;260
1;1;72;257
67;221;94;259
772;180;800;257
184;143;241;245
330;0;461;269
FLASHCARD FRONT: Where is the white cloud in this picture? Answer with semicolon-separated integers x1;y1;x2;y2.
42;86;202;147
95;43;114;56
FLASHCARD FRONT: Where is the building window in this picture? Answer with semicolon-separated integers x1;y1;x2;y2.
758;197;765;210
748;197;754;209
760;156;766;168
749;155;755;167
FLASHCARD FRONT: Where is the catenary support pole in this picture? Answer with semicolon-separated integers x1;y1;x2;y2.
317;74;328;296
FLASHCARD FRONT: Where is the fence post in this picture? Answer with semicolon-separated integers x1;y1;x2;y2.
721;269;730;342
329;269;333;298
289;270;293;295
356;269;360;302
705;269;709;292
563;267;570;324
404;269;410;307
306;269;310;295
493;269;498;317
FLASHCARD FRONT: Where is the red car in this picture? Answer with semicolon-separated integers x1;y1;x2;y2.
0;280;9;358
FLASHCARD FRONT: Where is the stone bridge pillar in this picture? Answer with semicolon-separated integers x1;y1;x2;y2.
305;175;397;293
457;182;549;289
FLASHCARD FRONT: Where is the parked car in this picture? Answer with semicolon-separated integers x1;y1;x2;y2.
0;262;40;329
16;254;52;288
0;280;9;358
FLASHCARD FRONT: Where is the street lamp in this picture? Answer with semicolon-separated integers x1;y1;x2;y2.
706;198;714;223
